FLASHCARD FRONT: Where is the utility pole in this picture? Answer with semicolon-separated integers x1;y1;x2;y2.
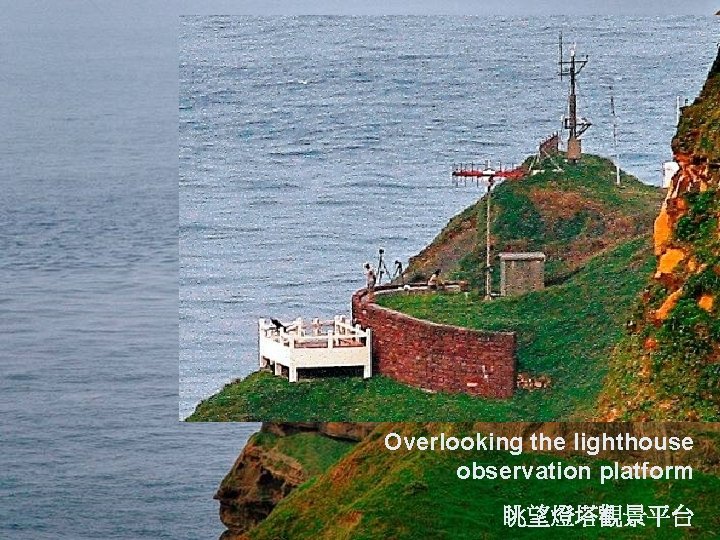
558;32;591;163
484;177;494;301
610;85;621;186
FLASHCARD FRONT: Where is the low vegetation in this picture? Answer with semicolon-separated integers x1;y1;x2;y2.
188;237;654;422
599;49;720;421
246;430;356;478
189;155;665;422
408;154;662;287
245;424;720;540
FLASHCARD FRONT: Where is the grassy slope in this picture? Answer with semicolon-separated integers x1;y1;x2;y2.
242;430;356;478
189;236;654;422
188;154;663;422
246;424;720;540
409;154;662;287
380;237;654;420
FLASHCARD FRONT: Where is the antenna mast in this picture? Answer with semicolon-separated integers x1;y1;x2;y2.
609;86;621;186
558;32;591;163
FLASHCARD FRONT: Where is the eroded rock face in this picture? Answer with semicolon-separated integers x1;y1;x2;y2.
652;153;717;302
645;51;720;409
600;47;720;420
215;435;307;539
653;47;720;310
261;421;376;441
215;423;373;539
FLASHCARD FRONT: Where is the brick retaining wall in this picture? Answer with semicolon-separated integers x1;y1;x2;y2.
351;288;516;398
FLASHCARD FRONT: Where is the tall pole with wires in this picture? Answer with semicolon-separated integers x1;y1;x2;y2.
558;32;591;163
610;85;621;186
484;177;494;301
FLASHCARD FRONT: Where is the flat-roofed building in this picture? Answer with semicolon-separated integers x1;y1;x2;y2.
498;252;546;297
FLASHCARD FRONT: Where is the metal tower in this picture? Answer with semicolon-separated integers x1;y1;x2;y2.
558;32;591;162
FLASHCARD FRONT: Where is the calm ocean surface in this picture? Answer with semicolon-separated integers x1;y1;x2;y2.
0;7;253;540
1;8;717;540
180;16;718;418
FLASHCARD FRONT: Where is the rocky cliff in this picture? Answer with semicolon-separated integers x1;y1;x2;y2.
215;423;373;539
600;47;720;421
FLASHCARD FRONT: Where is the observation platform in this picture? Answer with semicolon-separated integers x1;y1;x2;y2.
258;315;372;382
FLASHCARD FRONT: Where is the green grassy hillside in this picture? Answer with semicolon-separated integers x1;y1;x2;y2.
189;155;663;422
188;236;654;422
247;430;356;477
243;424;720;540
408;154;662;287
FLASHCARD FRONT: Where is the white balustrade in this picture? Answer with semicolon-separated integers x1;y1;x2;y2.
258;316;372;382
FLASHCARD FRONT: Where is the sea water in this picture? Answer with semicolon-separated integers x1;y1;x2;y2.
1;8;717;540
180;15;718;418
1;7;253;539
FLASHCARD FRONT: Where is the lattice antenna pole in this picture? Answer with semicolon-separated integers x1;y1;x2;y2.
558;32;590;163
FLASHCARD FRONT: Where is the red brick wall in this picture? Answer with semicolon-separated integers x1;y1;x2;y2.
351;289;516;398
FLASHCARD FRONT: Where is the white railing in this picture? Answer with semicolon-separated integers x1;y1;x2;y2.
258;315;372;382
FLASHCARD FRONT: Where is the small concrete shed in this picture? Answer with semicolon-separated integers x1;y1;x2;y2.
498;252;546;297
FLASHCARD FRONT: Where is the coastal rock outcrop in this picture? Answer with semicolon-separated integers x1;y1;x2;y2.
600;47;720;420
215;435;306;539
215;423;371;539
